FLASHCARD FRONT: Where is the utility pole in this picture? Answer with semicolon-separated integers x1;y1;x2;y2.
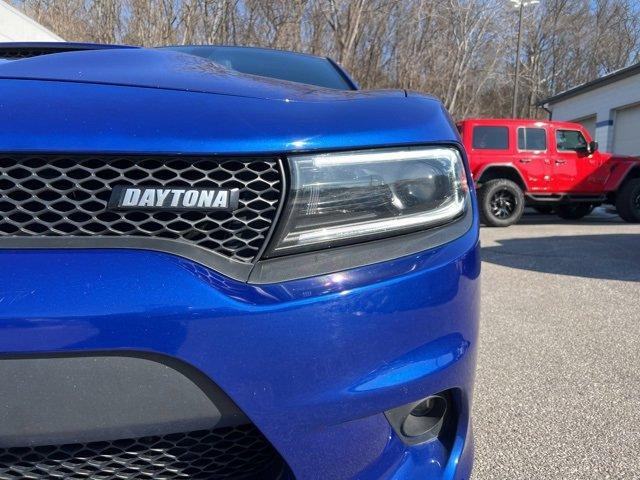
510;0;538;119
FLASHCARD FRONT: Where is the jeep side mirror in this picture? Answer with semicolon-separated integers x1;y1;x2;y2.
588;140;598;154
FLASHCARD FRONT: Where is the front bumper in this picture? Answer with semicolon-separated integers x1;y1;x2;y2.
0;214;479;479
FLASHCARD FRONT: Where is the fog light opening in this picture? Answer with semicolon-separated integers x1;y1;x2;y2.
385;389;457;447
401;394;447;438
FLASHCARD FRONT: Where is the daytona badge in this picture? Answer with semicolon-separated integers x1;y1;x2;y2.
108;186;240;211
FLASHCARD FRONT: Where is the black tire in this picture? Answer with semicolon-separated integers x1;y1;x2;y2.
533;206;554;215
556;203;594;220
616;178;640;223
478;179;525;227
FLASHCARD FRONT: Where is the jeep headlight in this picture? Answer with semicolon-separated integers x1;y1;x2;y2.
267;147;468;256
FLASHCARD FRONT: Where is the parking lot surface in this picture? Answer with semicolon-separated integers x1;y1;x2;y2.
472;209;640;479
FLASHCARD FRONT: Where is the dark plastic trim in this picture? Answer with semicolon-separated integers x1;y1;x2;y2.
0;351;248;447
526;193;606;203
385;394;448;446
0;42;136;56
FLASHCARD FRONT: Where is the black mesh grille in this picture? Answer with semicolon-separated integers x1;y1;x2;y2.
0;48;73;59
0;46;101;60
0;155;282;263
0;425;284;480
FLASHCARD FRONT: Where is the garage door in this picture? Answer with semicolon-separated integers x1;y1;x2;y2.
613;104;640;156
575;115;596;138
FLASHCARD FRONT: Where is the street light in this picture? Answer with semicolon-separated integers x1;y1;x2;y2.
510;0;539;118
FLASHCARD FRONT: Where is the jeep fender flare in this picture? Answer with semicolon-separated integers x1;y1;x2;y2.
474;163;529;192
606;163;640;191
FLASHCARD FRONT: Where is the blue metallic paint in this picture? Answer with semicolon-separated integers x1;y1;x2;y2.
0;225;479;478
0;46;479;479
0;80;449;156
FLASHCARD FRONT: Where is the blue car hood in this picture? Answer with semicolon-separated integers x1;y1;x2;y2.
0;47;458;154
0;47;399;102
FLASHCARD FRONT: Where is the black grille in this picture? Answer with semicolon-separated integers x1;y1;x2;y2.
0;47;68;60
0;47;89;60
0;425;284;480
0;155;282;263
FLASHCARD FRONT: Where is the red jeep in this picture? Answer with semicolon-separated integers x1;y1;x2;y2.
458;118;640;226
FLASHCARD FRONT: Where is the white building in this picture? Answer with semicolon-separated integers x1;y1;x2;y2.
0;0;63;42
539;63;640;156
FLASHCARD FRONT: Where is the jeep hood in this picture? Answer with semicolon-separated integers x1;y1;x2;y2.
0;47;400;102
610;154;640;163
600;151;640;163
0;47;457;155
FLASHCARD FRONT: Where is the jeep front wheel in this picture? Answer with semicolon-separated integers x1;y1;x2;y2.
556;203;594;220
616;178;640;223
478;179;525;227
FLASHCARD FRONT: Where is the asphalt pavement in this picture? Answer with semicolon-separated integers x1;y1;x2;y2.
472;208;640;479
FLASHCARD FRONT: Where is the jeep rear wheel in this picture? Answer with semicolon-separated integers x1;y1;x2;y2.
478;179;525;227
616;178;640;223
556;203;594;220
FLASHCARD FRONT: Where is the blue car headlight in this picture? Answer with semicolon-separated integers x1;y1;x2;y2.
267;147;468;256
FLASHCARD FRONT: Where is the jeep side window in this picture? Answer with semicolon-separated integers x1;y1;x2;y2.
556;130;588;152
472;126;509;150
517;127;547;151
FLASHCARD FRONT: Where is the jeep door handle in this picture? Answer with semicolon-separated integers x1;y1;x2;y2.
519;158;532;163
555;159;567;165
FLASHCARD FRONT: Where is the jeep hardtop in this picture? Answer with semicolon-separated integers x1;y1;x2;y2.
458;118;640;226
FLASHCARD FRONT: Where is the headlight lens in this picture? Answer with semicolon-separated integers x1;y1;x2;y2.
267;147;468;256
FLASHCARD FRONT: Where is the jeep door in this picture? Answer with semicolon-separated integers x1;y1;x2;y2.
515;125;551;192
552;128;605;193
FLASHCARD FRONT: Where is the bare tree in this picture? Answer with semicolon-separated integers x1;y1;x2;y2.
13;0;640;119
